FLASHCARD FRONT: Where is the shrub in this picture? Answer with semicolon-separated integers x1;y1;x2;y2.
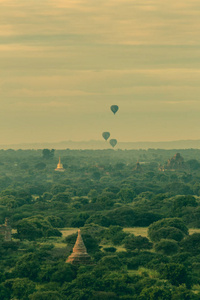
148;218;188;242
124;235;153;252
149;226;185;242
180;233;200;255
154;239;179;255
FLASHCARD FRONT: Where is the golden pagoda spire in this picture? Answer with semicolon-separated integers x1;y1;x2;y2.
55;157;64;172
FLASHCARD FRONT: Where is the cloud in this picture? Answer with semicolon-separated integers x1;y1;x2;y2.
1;0;200;46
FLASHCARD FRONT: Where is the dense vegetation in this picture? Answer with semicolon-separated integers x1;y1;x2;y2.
1;148;200;299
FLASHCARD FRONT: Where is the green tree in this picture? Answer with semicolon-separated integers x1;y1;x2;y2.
4;278;35;300
29;291;63;300
15;217;62;240
173;195;197;211
0;283;10;300
172;285;197;300
14;253;41;280
42;149;55;159
98;256;123;271
124;235;153;252
148;218;188;242
180;233;200;255
159;263;192;288
35;162;46;170
108;225;127;246
154;239;179;255
50;264;76;284
139;285;171;300
149;226;185;242
52;192;71;203
118;188;135;203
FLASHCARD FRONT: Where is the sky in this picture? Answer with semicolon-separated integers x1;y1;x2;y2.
1;0;200;144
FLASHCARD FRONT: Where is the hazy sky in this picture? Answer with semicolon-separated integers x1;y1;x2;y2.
1;0;200;144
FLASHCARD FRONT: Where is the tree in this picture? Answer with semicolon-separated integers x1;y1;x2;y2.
0;283;10;300
95;271;133;296
15;217;62;240
103;247;117;253
29;291;63;300
118;188;135;203
4;278;35;300
139;285;171;300
14;253;41;280
35;162;46;170
148;218;188;242
108;225;128;246
124;235;153;252
180;233;200;255
50;264;76;284
52;192;71;203
154;239;179;255
172;285;197;300
186;159;200;170
42;149;55;159
172;195;197;211
149;226;185;242
98;256;123;271
159;263;192;288
91;291;119;300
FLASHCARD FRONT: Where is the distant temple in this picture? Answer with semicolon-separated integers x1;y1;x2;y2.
66;230;92;265
167;153;184;170
133;161;142;172
0;218;12;241
55;157;65;172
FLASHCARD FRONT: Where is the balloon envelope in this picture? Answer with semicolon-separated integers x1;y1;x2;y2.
102;132;110;141
110;105;119;114
110;139;117;148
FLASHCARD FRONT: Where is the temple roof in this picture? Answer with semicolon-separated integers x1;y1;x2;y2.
73;229;87;254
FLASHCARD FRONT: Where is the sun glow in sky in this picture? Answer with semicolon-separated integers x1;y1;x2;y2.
1;0;200;144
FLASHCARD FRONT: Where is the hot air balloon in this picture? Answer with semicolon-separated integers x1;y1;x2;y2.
102;132;110;141
110;139;117;148
110;105;119;115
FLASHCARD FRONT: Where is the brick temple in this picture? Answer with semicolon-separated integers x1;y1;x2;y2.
66;229;92;265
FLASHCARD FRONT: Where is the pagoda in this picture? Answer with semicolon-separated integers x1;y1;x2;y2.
66;230;92;265
167;153;184;170
0;218;12;241
55;157;65;172
133;161;142;172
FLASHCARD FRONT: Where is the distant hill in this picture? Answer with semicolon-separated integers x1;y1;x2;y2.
1;139;200;150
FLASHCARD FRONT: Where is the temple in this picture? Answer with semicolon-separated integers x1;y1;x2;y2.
133;161;142;172
55;157;65;172
0;218;12;241
167;153;184;170
66;230;92;265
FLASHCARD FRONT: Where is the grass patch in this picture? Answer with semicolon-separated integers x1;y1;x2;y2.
54;242;67;248
189;228;200;235
128;267;159;279
124;227;148;237
60;228;78;237
124;227;200;237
